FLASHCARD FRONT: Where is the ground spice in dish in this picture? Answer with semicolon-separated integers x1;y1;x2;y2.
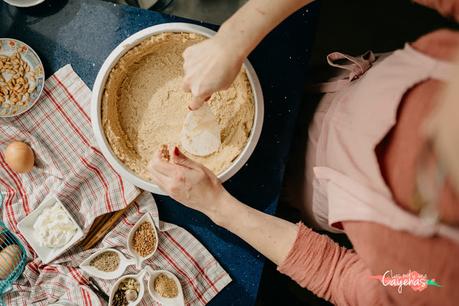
90;251;120;272
132;221;156;257
112;278;139;306
154;273;178;298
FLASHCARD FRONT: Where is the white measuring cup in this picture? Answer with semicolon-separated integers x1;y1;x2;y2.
79;247;136;280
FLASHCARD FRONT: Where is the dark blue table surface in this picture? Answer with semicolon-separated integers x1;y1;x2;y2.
0;1;319;305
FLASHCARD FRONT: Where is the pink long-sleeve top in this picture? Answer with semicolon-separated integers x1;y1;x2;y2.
278;2;459;305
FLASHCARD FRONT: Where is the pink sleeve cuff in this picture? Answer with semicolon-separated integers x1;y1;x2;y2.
277;223;387;306
277;223;345;297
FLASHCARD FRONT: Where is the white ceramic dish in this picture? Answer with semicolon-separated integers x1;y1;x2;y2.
79;247;137;280
0;38;45;117
147;268;184;306
109;270;147;306
91;22;264;195
17;196;84;264
3;0;45;8
127;213;158;269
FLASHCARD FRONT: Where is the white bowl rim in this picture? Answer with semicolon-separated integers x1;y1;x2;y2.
3;0;45;8
91;22;264;195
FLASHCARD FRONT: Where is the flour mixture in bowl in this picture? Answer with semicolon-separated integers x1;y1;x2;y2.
102;33;255;180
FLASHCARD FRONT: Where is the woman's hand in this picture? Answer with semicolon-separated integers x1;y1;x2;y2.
182;35;244;110
182;0;314;110
148;145;298;265
148;146;227;218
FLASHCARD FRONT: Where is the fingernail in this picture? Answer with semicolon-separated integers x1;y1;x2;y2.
174;146;180;156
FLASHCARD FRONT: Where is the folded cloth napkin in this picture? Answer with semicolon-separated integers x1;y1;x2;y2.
0;65;231;305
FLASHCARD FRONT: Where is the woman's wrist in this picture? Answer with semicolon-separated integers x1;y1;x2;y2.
216;19;254;61
206;189;241;227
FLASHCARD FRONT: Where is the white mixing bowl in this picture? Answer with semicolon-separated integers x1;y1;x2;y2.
91;23;264;195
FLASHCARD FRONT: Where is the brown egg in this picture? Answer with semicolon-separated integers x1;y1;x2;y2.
4;141;34;173
0;244;21;280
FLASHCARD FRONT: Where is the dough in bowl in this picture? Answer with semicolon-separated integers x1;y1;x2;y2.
102;32;255;181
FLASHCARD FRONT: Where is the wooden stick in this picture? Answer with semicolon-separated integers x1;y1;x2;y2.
81;203;133;251
84;213;112;241
80;214;113;250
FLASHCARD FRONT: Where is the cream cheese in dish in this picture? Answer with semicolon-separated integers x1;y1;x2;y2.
33;202;78;248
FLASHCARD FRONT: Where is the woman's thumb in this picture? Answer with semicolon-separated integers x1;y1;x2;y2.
171;146;198;169
189;95;211;111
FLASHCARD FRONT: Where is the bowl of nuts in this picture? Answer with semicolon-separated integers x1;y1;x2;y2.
0;38;45;117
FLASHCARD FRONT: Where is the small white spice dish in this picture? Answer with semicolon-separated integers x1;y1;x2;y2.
109;270;147;306
147;268;185;306
79;248;136;280
17;195;84;264
127;213;158;269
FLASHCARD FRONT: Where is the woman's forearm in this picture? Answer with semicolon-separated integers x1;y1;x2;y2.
209;191;299;265
217;0;315;59
206;192;385;306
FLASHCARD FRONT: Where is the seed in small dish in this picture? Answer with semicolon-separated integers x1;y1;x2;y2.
132;222;156;257
89;251;120;272
154;273;178;298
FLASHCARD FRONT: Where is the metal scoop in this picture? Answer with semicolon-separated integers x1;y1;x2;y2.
181;104;221;156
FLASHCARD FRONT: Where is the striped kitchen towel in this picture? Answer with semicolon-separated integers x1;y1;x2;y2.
0;65;231;305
